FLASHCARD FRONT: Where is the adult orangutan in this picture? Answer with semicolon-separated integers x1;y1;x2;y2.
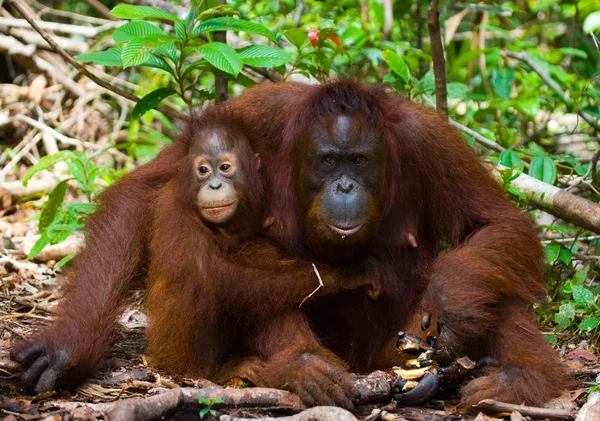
12;80;568;410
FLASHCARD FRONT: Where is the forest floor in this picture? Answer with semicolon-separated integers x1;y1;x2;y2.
0;205;598;421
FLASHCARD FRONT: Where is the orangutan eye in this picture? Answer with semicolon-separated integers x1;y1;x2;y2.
220;163;231;172
352;155;367;166
322;155;337;166
198;166;210;174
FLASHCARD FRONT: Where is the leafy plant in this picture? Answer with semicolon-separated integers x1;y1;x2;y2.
198;397;224;419
22;150;118;263
76;1;291;117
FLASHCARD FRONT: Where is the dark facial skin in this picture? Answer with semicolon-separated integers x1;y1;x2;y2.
191;128;260;232
299;113;386;248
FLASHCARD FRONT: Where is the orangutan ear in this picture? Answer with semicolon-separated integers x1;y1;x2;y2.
255;153;261;170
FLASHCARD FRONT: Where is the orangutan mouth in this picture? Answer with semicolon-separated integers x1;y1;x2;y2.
327;224;363;237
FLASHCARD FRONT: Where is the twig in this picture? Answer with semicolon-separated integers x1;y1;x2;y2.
0;132;42;180
473;399;574;420
449;119;505;153
427;0;447;115
0;17;118;36
421;95;506;153
299;264;324;307
504;50;600;131
214;0;229;102
567;148;600;192
6;0;187;121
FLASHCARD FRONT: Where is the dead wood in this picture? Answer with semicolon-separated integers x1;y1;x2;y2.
219;406;358;421
473;399;575;420
95;387;304;421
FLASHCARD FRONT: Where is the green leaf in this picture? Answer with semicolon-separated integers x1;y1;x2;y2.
23;151;77;186
39;180;68;232
199;407;210;419
66;159;86;190
528;156;557;185
54;253;75;269
27;231;50;260
110;4;182;23
191;17;275;41
139;54;175;75
175;21;186;40
283;28;308;49
113;21;165;43
381;50;408;83
132;88;178;119
446;83;468;99
544;243;560;264
558;302;576;319
573;267;589;285
199;4;238;20
559;247;573;266
558;48;588;59
197;42;243;76
579;316;600;332
121;38;153;68
65;202;97;214
492;68;515;100
518;98;540;117
499;150;524;171
572;285;595;306
545;334;557;345
584;11;600;33
155;43;178;63
75;48;123;66
237;45;291;67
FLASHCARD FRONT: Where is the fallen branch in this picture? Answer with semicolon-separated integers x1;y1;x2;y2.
504;50;600;132
95;387;304;421
490;164;600;234
219;406;358;421
473;399;575;420
5;0;187;122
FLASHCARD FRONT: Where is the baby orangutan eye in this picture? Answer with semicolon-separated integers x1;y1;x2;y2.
322;155;337;166
220;163;231;172
199;166;210;174
352;155;367;166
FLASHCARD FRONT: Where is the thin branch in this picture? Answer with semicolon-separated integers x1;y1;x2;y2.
214;0;229;102
0;17;118;36
6;0;187;121
449;119;505;153
382;0;393;41
299;264;324;308
427;0;447;115
473;399;574;420
504;50;600;131
422;95;505;153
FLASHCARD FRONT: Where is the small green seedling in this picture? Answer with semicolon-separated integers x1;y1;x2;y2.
198;397;224;419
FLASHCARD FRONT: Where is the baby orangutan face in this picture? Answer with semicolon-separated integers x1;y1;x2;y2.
192;128;259;225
